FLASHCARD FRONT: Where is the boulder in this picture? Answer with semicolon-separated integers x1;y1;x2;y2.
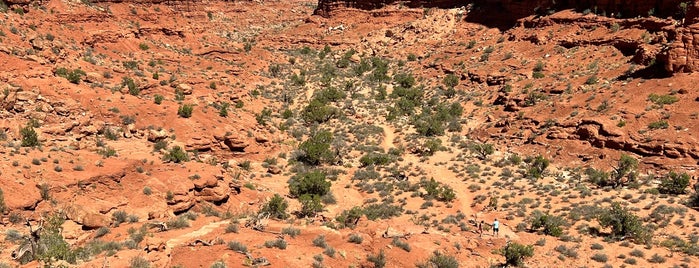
177;84;193;95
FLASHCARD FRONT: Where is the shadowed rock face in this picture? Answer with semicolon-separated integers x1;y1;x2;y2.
315;0;688;19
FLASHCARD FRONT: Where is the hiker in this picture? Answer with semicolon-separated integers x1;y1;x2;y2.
493;219;499;237
478;220;484;237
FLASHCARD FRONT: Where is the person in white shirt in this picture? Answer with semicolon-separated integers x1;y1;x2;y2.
493;219;499;237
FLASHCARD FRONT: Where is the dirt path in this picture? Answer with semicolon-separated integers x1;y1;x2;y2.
379;124;396;151
165;220;229;248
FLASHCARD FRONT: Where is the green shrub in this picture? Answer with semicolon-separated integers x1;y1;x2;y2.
39;183;50;201
362;203;403;220
281;227;301;238
218;102;229;117
391;237;411;252
20;124;39;147
648;120;669;129
469;142;494;160
591;253;608;263
421;138;444;156
177;104;194;118
586;167;611;187
348;234;363;244
367;250;386;268
139;43;149;50
227;241;247;252
55;68;86;84
98;146;117;158
658;171;690;195
529;211;566;237
224;222;239;233
336;206;363;228
585;75;598;85
122;61;138;70
153;94;164;104
289;171;330;197
264;239;287;249
297;130;335;165
648;93;678;106
312;235;327;248
302;99;338;124
112;210;128;226
359;152;393;166
533;61;545;72
443;73;459;89
298;194;323;217
526;155;549;179
597;202;652;244
94;227;110;238
419;251;459;268
260;194;288;220
122;77;139;96
393;72;415;88
689;182;699;207
163;146;189;163
314;87;346;104
648;253;666;263
611;154;638;187
629;249;644;257
210;261;226;268
370;57;389;82
129;256;150;268
500;242;534;267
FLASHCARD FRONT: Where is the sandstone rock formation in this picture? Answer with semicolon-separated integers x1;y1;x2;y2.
316;0;699;73
315;0;688;19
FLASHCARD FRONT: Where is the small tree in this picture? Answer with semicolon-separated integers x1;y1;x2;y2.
526;155;549;179
260;194;288;220
586;167;611;187
500;242;534;267
610;154;638;188
658;171;690;195
298;194;323;217
298;130;335;165
529;210;566;237
469;142;494;160
597;202;652;244
288;171;331;198
301;99;338;124
689;182;699;208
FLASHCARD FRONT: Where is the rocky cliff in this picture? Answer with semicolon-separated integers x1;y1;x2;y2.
315;0;699;73
315;0;688;19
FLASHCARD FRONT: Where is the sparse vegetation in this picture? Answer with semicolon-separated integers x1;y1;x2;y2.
597;202;653;244
500;242;534;267
163;146;189;163
260;194;288;220
658;171;691;195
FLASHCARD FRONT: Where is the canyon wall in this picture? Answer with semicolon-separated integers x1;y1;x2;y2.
315;0;688;19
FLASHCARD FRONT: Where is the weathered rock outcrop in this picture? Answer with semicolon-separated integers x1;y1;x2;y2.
315;0;688;19
316;0;699;73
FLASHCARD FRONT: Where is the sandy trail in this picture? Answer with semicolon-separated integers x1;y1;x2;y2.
165;220;229;248
379;124;396;151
